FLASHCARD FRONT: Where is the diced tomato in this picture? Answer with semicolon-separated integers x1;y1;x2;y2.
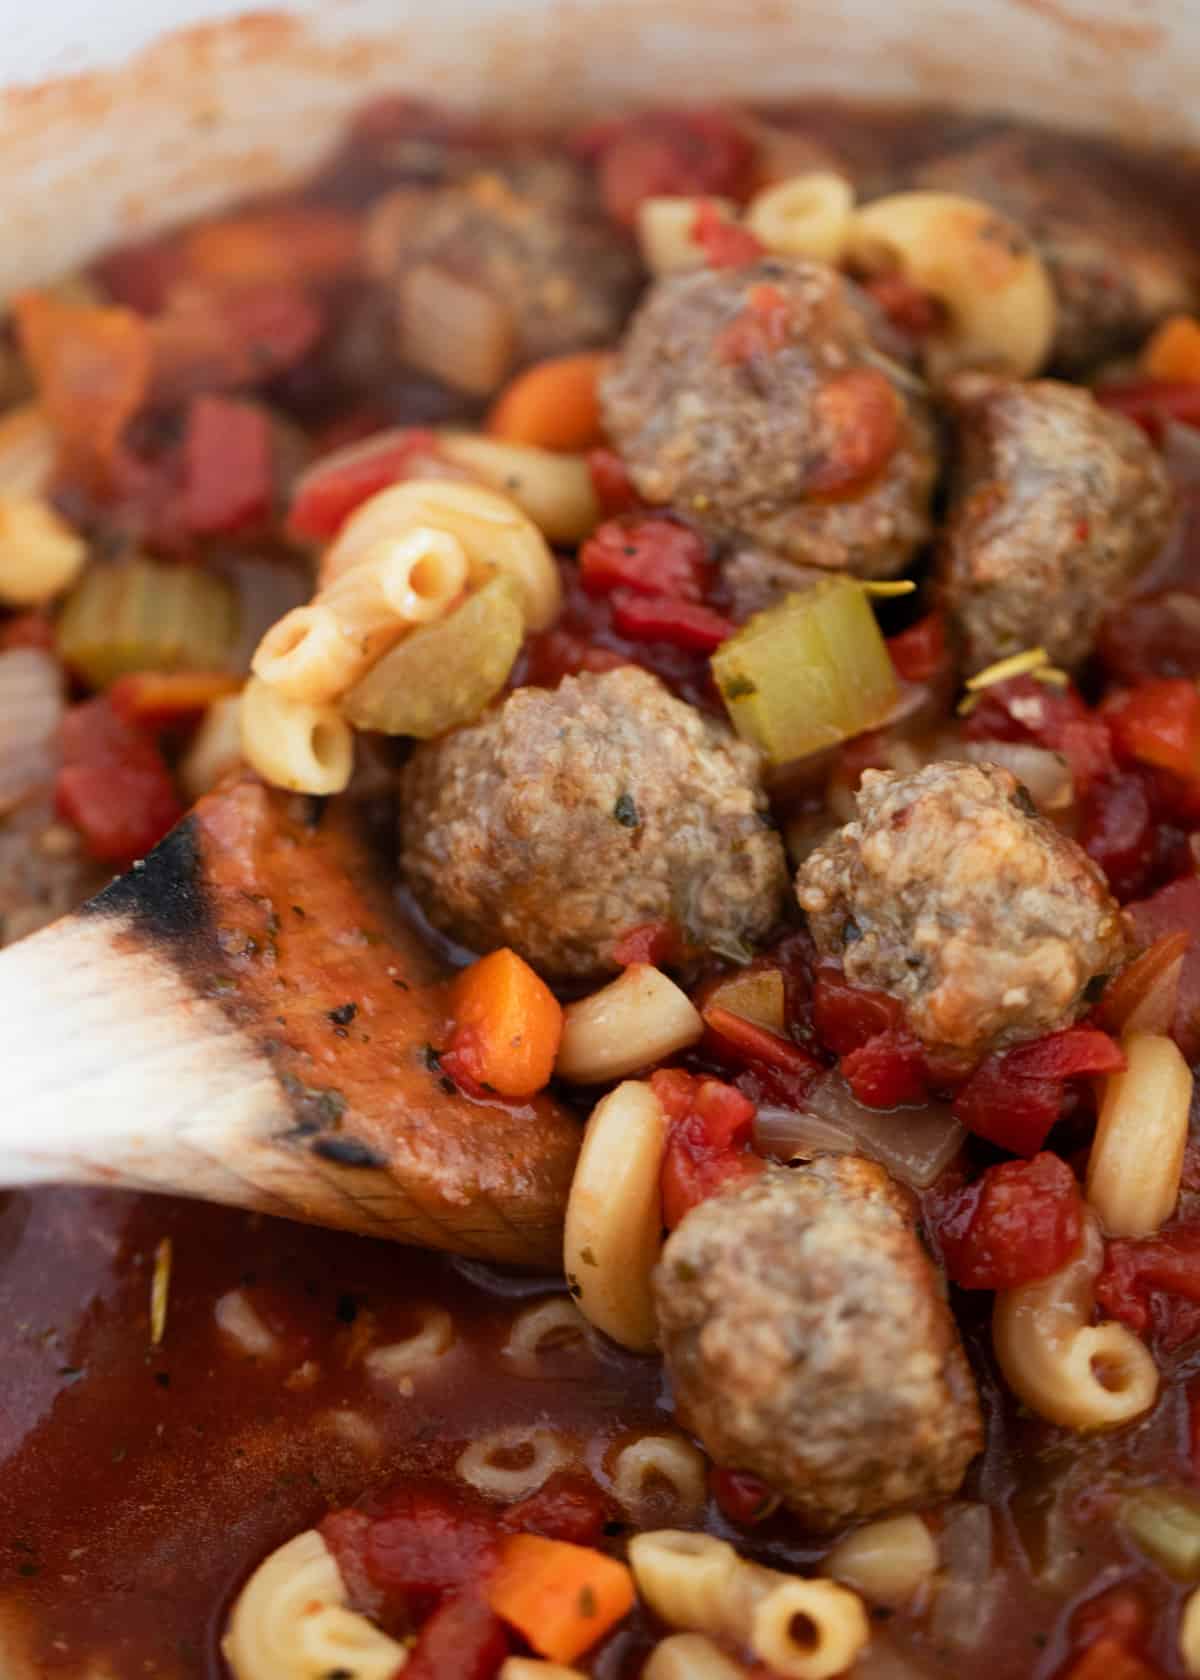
963;673;1115;794
702;1004;823;1107
1096;378;1200;441
1188;1376;1200;1478
1099;590;1200;684
0;612;55;652
93;236;189;315
1077;770;1157;902
579;517;709;602
288;428;443;541
935;1152;1084;1291
690;200;765;269
581;107;755;228
1056;1636;1163;1680
653;1068;762;1229
150;281;324;406
501;1474;612;1547
716;282;794;364
811;965;906;1057
1096;1221;1200;1348
709;1467;780;1526
952;1029;1125;1158
841;1029;930;1108
612;920;679;968
887;613;948;685
862;273;944;339
1069;1582;1151;1654
1106;678;1200;782
181;395;274;536
322;1480;501;1614
108;670;240;730
807;368;900;498
587;447;641;517
55;696;183;867
403;1592;509;1680
609;590;734;652
1126;874;1200;1061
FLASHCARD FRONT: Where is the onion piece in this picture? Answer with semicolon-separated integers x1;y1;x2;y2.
929;1504;1001;1655
1097;933;1188;1039
960;739;1073;811
753;1072;965;1190
397;262;515;395
0;648;64;814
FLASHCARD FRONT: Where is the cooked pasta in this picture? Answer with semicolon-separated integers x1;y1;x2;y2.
319;478;561;631
0;493;87;606
439;432;600;545
748;1577;871;1680
222;1529;407;1680
456;1424;573;1500
1086;1031;1193;1237
643;1634;750;1680
628;1531;869;1680
214;1289;283;1361
744;173;855;265
555;964;704;1085
823;1513;938;1608
365;1305;455;1387
562;1080;669;1352
845;190;1057;378
1181;1585;1200;1676
993;1213;1159;1428
239;675;354;797
636;197;738;276
180;691;244;801
502;1296;592;1375
610;1433;708;1523
500;1663;588;1680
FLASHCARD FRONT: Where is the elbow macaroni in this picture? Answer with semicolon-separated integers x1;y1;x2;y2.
610;1433;709;1523
744;174;855;266
1087;1032;1193;1238
993;1213;1159;1429
628;1532;869;1680
438;433;600;546
222;1529;407;1680
845;190;1056;378
240;676;354;797
563;1079;669;1352
823;1514;938;1608
180;692;244;801
643;1634;749;1680
555;965;704;1085
0;492;87;607
364;1306;455;1387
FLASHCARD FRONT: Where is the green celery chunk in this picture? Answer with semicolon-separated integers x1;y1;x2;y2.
343;571;524;738
711;579;898;766
58;556;238;689
1122;1486;1200;1579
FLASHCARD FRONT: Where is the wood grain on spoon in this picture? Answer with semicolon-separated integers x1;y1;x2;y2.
0;773;581;1268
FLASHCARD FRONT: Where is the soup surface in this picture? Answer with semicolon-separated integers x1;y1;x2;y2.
4;94;1200;1680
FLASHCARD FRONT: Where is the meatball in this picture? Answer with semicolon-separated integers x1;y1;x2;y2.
796;761;1127;1066
939;373;1174;674
915;129;1198;371
600;259;939;579
0;795;103;947
367;157;640;377
655;1158;982;1529
399;667;788;978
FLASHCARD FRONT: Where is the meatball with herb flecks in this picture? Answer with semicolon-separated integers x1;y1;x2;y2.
600;258;939;579
399;667;788;979
939;373;1173;675
655;1157;983;1530
796;760;1127;1066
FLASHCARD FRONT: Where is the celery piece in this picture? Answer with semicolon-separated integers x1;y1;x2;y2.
58;557;238;689
342;572;524;738
704;967;787;1034
1122;1486;1200;1579
711;579;898;767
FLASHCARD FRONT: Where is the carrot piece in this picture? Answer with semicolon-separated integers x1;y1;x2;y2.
13;290;152;488
182;208;362;288
1141;315;1200;385
486;352;610;451
444;948;564;1099
486;1533;635;1664
108;670;241;729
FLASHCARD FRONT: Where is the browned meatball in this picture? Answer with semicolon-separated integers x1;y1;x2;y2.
939;373;1173;674
399;668;788;979
0;795;104;947
915;129;1198;371
655;1158;982;1529
797;761;1127;1066
600;259;939;579
367;157;640;381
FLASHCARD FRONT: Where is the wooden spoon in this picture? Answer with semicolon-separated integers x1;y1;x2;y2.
0;774;581;1269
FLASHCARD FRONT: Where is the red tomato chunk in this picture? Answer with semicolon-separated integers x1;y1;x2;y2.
811;964;932;1107
963;673;1114;794
609;591;734;652
321;1479;502;1618
1106;678;1200;782
501;1473;613;1548
690;200;765;269
652;1067;762;1229
55;696;183;868
403;1592;509;1680
578;107;755;228
288;427;442;540
887;612;947;685
952;1029;1125;1158
1096;1222;1200;1349
1096;378;1200;441
579;517;709;602
182;395;274;536
936;1152;1084;1291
